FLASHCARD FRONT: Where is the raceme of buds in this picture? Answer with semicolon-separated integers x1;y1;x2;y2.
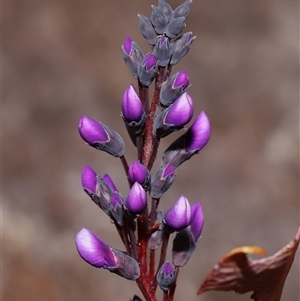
160;71;190;107
150;164;175;199
79;116;125;158
156;261;176;291
172;202;204;267
76;229;140;280
164;195;192;231
161;111;211;169
77;0;212;299
154;92;193;138
122;37;144;79
121;85;146;137
138;53;158;86
125;182;147;215
128;161;151;190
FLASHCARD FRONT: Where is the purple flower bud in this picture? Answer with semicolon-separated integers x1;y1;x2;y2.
161;111;210;169
122;37;144;79
128;161;150;190
122;85;144;123
79;116;125;157
173;0;192;19
185;111;210;152
138;53;158;86
160;71;190;107
76;228;117;268
76;229;140;280
171;203;203;267
144;53;157;71
173;71;189;89
156;261;176;291
123;37;133;55
158;0;173;22
190;202;204;243
150;164;175;199
81;165;97;194
164;195;192;231
153;36;172;67
166;17;185;39
138;15;158;46
151;5;168;34
79;115;108;143
125;182;147;215
154;92;193;138
103;174;118;192
164;92;193;126
170;32;196;65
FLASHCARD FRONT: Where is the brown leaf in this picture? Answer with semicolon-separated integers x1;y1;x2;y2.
197;227;300;301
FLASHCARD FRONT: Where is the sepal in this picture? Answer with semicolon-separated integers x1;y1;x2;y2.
150;164;175;198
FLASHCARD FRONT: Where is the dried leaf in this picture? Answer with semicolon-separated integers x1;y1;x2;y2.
197;227;300;301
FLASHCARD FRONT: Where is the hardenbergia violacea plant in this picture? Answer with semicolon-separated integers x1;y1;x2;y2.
75;1;299;301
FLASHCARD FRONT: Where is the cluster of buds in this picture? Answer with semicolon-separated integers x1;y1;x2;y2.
76;1;210;300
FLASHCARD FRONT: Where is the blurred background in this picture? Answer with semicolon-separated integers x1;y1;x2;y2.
3;0;299;300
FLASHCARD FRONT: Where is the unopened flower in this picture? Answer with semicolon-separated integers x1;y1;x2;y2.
153;36;172;67
160;71;190;107
138;15;158;46
156;261;176;291
103;174;118;192
158;0;173;22
161;111;210;169
151;5;168;34
166;16;185;39
128;161;150;190
78;116;125;158
150;164;175;198
172;202;204;267
125;182;147;215
76;229;140;280
173;0;192;19
154;92;194;138
81;165;97;195
122;37;144;79
170;32;196;65
138;53;158;86
164;195;191;231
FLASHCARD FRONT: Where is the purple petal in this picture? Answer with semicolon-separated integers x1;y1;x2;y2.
78;116;108;144
165;92;193;126
122;85;144;122
173;71;189;89
75;229;116;268
128;161;149;184
123;37;132;55
164;195;192;230
190;202;204;242
81;165;97;194
186;111;210;152
103;174;118;192
125;182;147;214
